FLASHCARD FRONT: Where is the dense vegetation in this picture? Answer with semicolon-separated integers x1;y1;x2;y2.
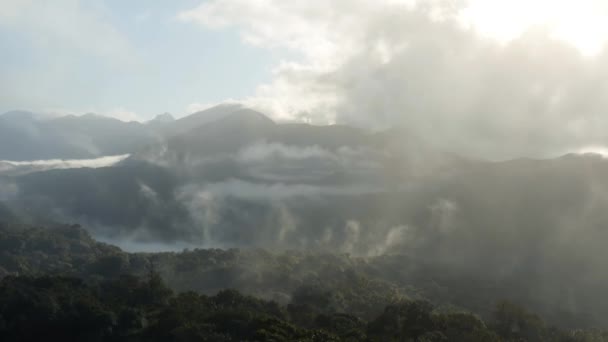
0;222;607;341
2;273;607;341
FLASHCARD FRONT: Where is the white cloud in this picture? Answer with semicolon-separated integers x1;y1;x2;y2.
461;0;608;56
182;179;382;200
237;143;335;163
180;0;608;159
0;154;130;176
105;108;142;122
2;154;129;169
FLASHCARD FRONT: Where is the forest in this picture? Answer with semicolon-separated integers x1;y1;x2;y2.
0;222;606;341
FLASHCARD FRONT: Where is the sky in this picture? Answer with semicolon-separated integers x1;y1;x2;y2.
0;0;278;120
3;0;608;158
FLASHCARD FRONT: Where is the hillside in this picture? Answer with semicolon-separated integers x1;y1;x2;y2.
1;223;607;341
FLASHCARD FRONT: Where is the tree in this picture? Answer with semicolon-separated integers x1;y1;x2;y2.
491;300;546;341
367;300;438;340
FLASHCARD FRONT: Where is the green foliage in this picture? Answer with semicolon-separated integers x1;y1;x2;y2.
367;300;438;340
491;300;547;341
434;311;501;341
314;313;367;341
0;273;606;341
0;276;116;341
1;223;608;341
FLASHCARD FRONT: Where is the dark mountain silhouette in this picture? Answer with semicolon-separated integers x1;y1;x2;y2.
161;103;246;136
0;111;157;160
3;106;608;329
147;112;175;125
0;111;88;160
164;108;277;158
47;114;156;156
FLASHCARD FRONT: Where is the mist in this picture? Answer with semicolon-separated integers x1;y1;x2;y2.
2;0;608;337
181;0;608;160
0;154;129;176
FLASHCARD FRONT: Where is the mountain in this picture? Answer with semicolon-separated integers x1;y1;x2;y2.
0;111;88;160
47;114;157;156
0;105;269;161
3;106;455;242
0;111;159;160
161;103;246;136
4;107;608;328
146;112;175;126
0;110;37;122
164;108;277;158
0;104;373;162
139;107;377;164
13;160;190;240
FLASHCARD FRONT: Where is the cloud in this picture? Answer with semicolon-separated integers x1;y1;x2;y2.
138;181;159;202
0;154;130;176
461;0;608;56
105;108;143;122
237;142;381;166
234;142;384;182
236;143;334;163
181;179;382;200
180;0;608;159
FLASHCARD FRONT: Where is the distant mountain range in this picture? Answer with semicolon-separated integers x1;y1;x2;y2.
3;104;608;327
0;104;461;246
0;110;152;160
0;104;254;161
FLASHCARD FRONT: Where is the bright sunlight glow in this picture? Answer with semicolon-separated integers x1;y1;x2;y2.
577;146;608;157
461;0;608;56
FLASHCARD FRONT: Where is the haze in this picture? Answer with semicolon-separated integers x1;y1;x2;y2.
2;0;608;340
